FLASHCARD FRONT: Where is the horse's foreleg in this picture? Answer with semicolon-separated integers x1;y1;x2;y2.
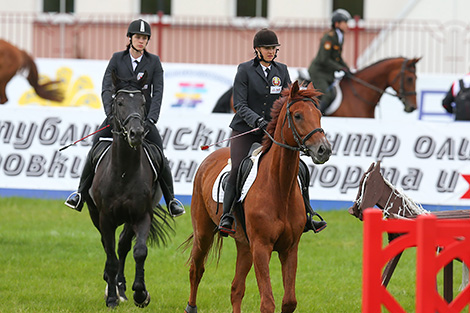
186;201;216;313
0;81;8;104
116;224;134;302
279;246;299;313
252;242;275;313
231;242;253;313
100;221;119;308
132;214;151;308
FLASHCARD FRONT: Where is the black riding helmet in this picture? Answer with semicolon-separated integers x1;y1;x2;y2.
127;19;151;39
331;9;351;27
253;28;280;49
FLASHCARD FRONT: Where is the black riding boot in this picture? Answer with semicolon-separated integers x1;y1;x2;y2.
218;183;237;237
64;150;94;212
159;158;185;217
299;160;327;233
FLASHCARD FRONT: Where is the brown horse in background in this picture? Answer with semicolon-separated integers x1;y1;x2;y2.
185;81;332;313
328;57;421;118
0;39;63;104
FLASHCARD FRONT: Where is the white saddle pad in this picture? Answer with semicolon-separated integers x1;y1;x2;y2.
211;147;263;203
325;80;343;116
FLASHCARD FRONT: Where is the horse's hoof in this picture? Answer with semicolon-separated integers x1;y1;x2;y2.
185;303;198;313
106;297;120;309
134;290;151;308
117;283;128;302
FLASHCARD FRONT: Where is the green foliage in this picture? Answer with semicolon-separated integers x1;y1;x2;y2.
0;197;466;312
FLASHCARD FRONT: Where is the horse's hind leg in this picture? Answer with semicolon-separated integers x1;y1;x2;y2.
131;214;151;308
231;242;253;313
116;224;134;302
186;201;217;312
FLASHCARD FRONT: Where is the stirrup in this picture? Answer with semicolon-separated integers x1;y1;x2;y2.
218;213;236;237
168;198;185;217
64;191;82;211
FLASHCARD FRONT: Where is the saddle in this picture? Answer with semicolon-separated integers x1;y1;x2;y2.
216;143;313;239
91;138;163;179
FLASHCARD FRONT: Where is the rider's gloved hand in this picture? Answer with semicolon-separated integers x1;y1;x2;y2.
256;117;268;131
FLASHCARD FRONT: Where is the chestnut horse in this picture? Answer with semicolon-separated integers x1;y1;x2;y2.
0;39;63;104
185;81;332;313
327;57;421;117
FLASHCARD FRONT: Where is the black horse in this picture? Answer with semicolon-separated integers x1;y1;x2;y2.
85;72;173;308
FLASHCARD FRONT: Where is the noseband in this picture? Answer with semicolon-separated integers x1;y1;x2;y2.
111;89;146;138
263;97;324;155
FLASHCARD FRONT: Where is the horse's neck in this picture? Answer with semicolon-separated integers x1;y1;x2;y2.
111;136;142;171
262;145;300;194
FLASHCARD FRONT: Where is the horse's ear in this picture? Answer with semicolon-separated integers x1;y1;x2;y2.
306;82;314;90
409;57;422;66
290;80;299;98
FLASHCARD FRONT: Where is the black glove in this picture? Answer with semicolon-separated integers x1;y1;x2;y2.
256;117;268;131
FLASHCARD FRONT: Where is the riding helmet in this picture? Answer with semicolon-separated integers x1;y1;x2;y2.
127;19;151;38
331;8;352;24
253;28;280;49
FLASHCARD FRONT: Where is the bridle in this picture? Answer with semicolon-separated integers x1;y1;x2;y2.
111;89;146;139
348;58;417;105
263;97;324;155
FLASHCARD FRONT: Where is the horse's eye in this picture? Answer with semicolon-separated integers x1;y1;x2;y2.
407;77;414;84
294;112;302;120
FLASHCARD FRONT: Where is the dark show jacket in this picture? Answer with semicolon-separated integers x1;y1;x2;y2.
101;49;164;123
230;58;291;132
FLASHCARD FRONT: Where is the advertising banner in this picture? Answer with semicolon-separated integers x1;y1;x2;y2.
0;58;469;211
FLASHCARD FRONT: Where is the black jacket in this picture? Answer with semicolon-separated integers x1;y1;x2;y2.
230;58;291;132
101;49;164;123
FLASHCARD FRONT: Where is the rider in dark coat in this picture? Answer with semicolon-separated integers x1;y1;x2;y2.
65;19;185;217
308;9;352;112
218;28;327;236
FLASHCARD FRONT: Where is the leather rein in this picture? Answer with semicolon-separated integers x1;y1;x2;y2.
347;58;416;106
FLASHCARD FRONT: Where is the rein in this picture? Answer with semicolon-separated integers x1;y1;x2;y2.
111;89;146;139
263;97;324;155
347;58;416;105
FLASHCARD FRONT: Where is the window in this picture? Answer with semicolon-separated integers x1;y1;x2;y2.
43;0;74;13
141;0;171;15
237;0;268;18
333;0;363;19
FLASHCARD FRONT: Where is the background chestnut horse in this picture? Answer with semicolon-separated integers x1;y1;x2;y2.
328;57;421;117
213;57;421;118
185;81;332;313
0;39;63;104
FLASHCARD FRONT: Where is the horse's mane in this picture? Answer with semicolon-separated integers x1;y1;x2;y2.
261;85;321;153
353;57;408;76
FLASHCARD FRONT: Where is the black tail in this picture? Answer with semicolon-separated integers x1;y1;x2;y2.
147;203;175;247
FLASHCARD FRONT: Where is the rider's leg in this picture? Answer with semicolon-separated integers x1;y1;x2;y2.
146;123;185;217
218;181;237;236
159;156;185;217
64;119;111;212
299;160;327;233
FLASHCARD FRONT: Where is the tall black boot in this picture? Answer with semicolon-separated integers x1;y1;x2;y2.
218;183;237;237
299;160;327;233
64;150;94;212
159;158;185;217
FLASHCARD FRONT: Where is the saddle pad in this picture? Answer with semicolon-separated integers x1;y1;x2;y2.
93;138;159;180
325;80;343;116
211;152;262;203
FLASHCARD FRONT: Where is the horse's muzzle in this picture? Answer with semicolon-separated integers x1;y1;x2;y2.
307;138;332;164
127;126;145;148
